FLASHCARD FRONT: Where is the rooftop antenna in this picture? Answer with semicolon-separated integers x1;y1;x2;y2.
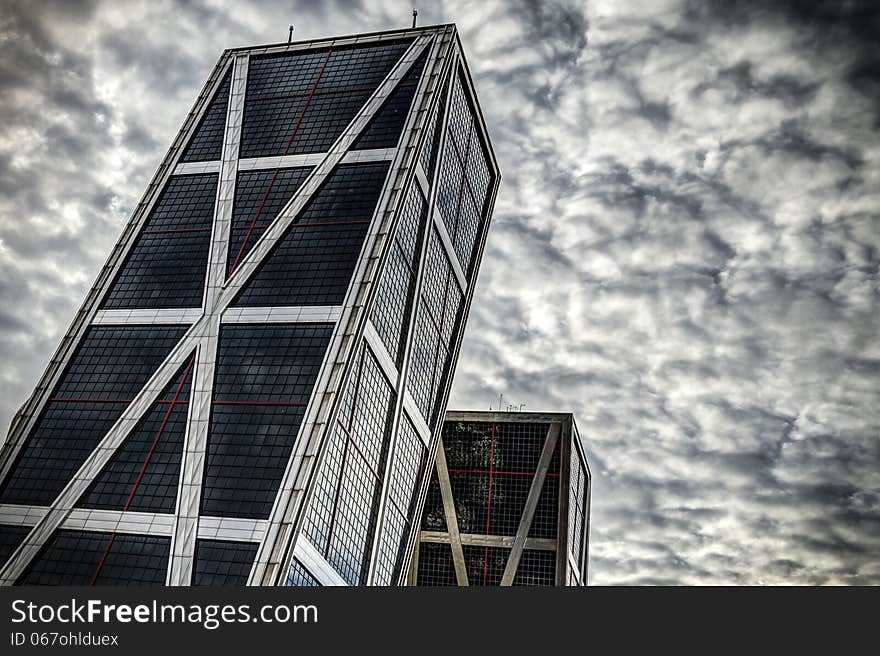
288;25;294;43
412;9;418;28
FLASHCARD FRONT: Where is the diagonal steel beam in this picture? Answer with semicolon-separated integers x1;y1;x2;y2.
499;421;560;586
434;438;469;585
167;51;248;586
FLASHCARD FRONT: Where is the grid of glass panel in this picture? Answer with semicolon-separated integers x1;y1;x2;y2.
285;558;321;586
0;525;31;565
351;51;426;151
18;530;169;586
569;445;588;574
414;541;456;586
420;468;447;531
182;71;231;162
76;358;194;514
232;162;389;306
192;540;258;585
241;40;412;158
418;76;448;180
373;413;426;585
301;343;395;585
0;326;188;506
101;174;218;309
406;228;463;427
512;549;556;586
435;69;494;276
370;183;427;366
227;166;312;273
201;324;333;519
463;544;508;586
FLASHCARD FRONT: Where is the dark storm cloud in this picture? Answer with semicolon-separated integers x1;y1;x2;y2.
0;0;877;584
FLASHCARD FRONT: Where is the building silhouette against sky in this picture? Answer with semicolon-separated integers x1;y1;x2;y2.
413;412;590;586
0;23;499;586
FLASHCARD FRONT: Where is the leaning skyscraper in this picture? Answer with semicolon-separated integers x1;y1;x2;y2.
0;23;499;586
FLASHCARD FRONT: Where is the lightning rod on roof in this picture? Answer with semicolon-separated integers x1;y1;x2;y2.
288;25;294;43
412;9;418;28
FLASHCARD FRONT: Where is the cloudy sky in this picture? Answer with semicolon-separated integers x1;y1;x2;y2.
1;0;878;585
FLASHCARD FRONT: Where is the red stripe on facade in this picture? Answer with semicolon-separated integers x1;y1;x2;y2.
89;352;197;586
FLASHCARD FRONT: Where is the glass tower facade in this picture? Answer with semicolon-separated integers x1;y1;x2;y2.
413;412;590;586
0;24;499;586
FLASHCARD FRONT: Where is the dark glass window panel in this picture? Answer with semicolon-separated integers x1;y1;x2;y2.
52;325;189;400
101;174;218;310
443;420;493;470
101;231;211;309
202;404;306;519
301;421;345;553
141;175;219;231
529;475;560;540
373;414;426;585
280;90;371;155
568;447;588;571
285;558;321;586
233;223;367;306
0;326;187;506
246;49;331;98
202;323;332;519
420;468;447;531
213;323;332;404
374;507;408;586
302;344;395;585
371;184;426;365
371;246;411;365
463;545;507;586
436;143;464;235
405;227;461;427
0;525;31;566
512;549;556;586
465;128;492;212
232;162;389;305
486;473;532;535
239;95;308;159
182;71;231;162
407;303;440;421
241;41;411;158
428;343;452;429
448;73;474;157
421;231;451;329
418;76;448;180
297;162;389;223
415;541;456;586
18;530;169;586
493;422;550;473
315;41;412;91
76;359;194;513
351;51;426;151
192;540;258;585
448;470;489;535
1;403;129;506
454;186;481;272
227;166;312;273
